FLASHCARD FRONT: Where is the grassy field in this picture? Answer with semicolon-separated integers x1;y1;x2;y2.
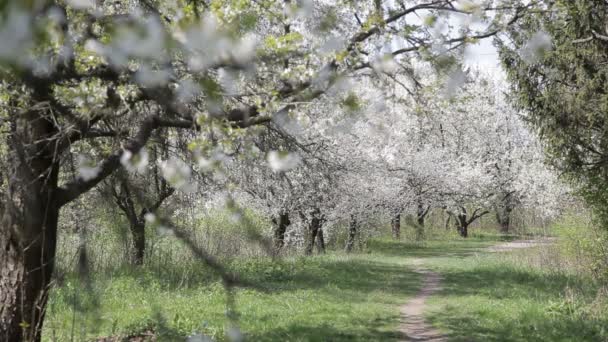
43;224;608;341
423;241;608;341
43;246;420;341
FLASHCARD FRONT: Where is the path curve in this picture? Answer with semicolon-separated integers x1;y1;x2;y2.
398;237;555;341
399;259;446;342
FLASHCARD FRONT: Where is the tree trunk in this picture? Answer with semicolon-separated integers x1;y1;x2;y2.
454;208;489;238
1;210;59;342
130;221;146;265
495;192;514;234
417;204;428;227
345;216;358;253
1;109;61;341
496;211;511;234
496;204;513;234
457;223;469;238
305;215;322;255
456;213;469;238
391;213;401;240
316;228;325;254
273;212;290;250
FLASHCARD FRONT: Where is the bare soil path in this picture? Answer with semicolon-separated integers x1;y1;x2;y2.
486;237;556;253
398;237;554;341
399;259;446;342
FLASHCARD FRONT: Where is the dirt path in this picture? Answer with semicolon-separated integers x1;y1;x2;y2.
399;238;554;341
486;237;556;253
399;259;446;342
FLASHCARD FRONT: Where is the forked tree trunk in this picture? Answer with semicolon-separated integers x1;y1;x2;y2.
1;110;61;341
457;212;468;237
113;174;174;266
391;213;401;240
453;208;489;238
345;216;358;253
457;222;469;238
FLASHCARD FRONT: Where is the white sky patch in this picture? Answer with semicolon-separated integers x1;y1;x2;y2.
464;39;502;71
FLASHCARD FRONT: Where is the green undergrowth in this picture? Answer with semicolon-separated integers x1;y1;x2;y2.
44;222;607;341
424;240;608;341
44;246;420;341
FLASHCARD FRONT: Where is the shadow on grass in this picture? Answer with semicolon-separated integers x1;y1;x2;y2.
248;317;404;342
49;243;422;341
431;308;607;342
426;260;607;341
367;238;493;259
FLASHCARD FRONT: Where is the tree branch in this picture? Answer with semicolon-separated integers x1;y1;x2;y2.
56;116;194;207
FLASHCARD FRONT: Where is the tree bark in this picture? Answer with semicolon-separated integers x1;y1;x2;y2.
131;221;146;265
272;211;291;250
316;228;326;254
453;207;489;238
417;203;430;227
391;212;401;240
457;221;469;238
345;216;358;253
496;211;511;234
455;211;468;238
495;202;513;234
0;108;61;341
305;210;323;256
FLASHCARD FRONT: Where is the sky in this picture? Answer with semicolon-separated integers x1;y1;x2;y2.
464;38;502;71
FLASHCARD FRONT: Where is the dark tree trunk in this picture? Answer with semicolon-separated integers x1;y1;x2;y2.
457;222;469;238
495;203;513;234
1;209;59;342
496;211;511;234
316;228;326;254
112;175;174;266
345;216;358;253
453;207;489;238
391;213;401;240
0;109;61;341
495;192;514;234
130;221;146;265
305;211;323;255
417;204;430;227
272;212;291;250
456;212;469;238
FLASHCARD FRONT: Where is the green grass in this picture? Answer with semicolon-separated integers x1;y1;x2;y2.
44;248;420;341
423;243;608;341
44;228;608;341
